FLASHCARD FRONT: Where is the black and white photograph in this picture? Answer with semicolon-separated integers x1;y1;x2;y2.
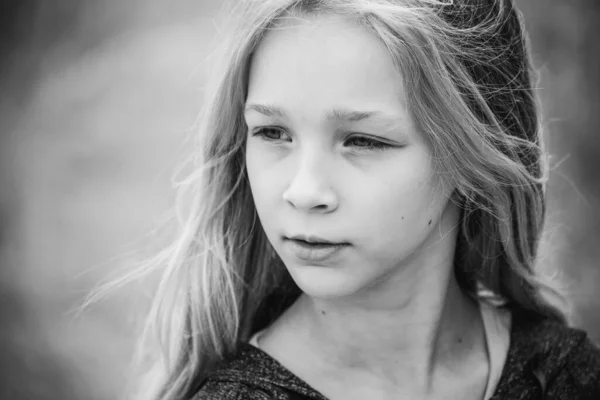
1;1;599;399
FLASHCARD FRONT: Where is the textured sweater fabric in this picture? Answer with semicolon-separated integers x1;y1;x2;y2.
192;311;600;399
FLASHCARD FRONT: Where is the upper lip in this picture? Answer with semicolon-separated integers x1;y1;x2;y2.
287;234;345;245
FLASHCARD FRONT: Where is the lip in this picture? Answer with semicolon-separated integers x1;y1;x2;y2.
284;236;350;262
288;234;342;245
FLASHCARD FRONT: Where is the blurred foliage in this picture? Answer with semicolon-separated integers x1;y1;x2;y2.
0;1;598;399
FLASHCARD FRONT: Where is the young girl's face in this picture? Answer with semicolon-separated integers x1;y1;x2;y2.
244;14;458;299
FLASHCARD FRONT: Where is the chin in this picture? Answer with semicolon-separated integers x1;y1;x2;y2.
287;264;365;300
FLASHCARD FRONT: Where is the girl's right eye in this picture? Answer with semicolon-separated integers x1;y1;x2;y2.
252;127;291;142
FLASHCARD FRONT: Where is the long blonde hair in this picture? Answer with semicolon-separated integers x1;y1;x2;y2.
130;1;570;398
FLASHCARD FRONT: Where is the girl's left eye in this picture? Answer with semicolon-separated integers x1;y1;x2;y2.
344;136;391;151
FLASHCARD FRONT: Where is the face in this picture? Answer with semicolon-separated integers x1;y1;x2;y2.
244;14;458;300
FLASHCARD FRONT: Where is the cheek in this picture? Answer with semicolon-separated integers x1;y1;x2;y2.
245;144;282;217
356;164;449;246
366;161;441;211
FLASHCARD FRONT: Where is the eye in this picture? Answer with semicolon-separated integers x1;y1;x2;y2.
344;135;391;151
252;127;291;142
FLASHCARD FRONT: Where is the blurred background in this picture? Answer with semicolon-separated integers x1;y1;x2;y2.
0;1;598;399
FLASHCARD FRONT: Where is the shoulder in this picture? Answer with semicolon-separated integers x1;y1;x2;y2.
192;380;272;400
190;344;280;400
190;343;318;400
499;312;600;399
513;314;600;372
561;331;600;393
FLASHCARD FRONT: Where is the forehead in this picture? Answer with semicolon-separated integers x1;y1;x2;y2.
246;14;407;117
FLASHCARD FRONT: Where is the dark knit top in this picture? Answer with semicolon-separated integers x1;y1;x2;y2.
192;311;600;399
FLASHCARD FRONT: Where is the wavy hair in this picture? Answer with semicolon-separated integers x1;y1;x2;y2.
130;1;570;399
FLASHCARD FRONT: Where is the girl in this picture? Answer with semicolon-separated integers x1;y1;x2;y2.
136;0;600;399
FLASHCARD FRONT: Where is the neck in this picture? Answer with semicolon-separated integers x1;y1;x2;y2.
295;271;482;385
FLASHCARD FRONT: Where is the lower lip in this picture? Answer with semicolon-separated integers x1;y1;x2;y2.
285;239;349;262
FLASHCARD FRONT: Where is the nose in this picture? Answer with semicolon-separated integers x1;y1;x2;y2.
282;152;339;213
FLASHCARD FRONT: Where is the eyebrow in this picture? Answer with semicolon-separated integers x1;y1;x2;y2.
244;103;400;123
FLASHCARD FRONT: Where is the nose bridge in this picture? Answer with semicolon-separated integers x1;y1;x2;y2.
283;144;337;211
298;143;327;179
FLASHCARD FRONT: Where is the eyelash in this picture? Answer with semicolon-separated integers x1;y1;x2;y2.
251;127;393;151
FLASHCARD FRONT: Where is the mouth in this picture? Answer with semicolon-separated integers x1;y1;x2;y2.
284;235;350;262
286;235;348;246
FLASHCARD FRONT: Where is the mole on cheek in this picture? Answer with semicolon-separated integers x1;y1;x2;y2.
428;219;432;226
